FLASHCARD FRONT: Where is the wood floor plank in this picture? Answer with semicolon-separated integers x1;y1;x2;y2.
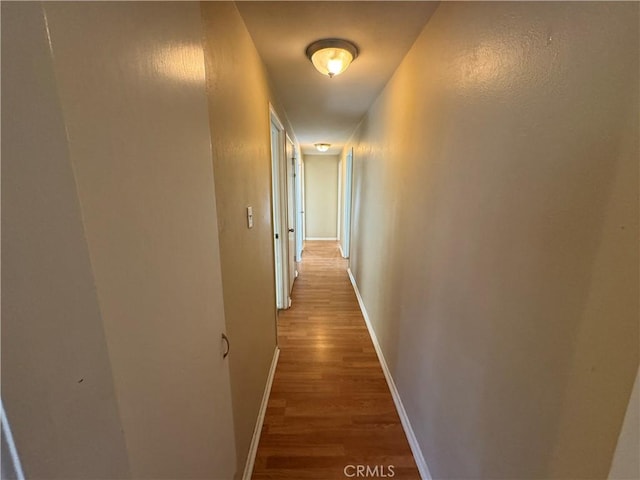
252;241;420;479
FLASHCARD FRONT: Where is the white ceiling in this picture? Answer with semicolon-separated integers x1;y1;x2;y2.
236;1;439;156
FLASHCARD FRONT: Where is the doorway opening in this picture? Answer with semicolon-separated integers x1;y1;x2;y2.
269;106;288;310
342;147;354;258
269;106;301;311
285;135;299;290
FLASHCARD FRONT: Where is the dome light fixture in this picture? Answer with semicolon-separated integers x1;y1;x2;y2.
306;39;359;78
314;143;331;152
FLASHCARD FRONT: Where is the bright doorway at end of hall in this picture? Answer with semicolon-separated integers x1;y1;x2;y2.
303;154;340;242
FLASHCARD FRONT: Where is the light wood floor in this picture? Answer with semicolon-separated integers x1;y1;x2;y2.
252;241;420;479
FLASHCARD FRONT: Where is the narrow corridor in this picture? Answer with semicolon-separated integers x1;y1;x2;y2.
252;242;419;479
3;2;638;479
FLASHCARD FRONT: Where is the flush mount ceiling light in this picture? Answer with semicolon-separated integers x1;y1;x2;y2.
314;143;331;152
306;39;359;78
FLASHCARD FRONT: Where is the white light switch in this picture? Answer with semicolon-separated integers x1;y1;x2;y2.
247;206;253;228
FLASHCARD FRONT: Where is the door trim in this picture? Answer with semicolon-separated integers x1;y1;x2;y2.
342;147;354;258
269;104;289;309
1;399;25;480
294;152;304;261
285;133;297;292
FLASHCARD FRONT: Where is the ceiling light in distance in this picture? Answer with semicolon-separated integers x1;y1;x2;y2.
306;39;359;78
315;143;331;152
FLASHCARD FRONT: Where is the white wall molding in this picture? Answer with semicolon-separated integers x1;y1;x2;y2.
1;399;25;480
338;244;346;258
305;237;338;241
242;346;280;480
347;268;432;480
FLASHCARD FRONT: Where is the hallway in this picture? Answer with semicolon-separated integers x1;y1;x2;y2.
2;2;638;479
253;242;419;479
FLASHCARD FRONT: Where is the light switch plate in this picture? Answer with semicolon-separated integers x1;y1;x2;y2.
247;206;253;228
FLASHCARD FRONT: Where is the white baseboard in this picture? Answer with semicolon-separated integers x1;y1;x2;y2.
304;237;338;241
242;346;280;480
338;244;345;258
1;399;25;480
347;268;432;480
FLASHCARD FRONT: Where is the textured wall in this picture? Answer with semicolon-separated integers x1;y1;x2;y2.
25;2;236;478
1;4;130;477
346;2;639;478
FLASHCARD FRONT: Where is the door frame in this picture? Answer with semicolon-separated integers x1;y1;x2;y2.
285;133;297;292
342;147;354;258
294;149;304;261
269;104;289;310
299;158;306;254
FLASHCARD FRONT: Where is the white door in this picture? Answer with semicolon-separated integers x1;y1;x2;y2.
295;155;304;261
285;136;297;292
270;119;284;309
299;159;306;254
269;106;289;309
20;3;238;478
343;148;354;258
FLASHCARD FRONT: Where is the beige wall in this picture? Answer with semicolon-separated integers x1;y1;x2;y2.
1;4;130;477
3;2;239;478
3;2;296;478
200;3;297;474
346;2;639;478
304;155;340;239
